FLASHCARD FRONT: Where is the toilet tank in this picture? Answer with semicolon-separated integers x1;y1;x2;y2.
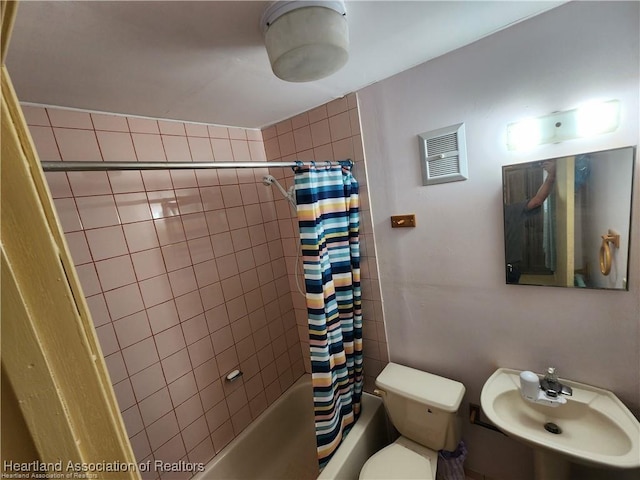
375;363;465;452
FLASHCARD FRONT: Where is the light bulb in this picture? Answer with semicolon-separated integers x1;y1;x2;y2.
576;100;620;138
507;118;542;150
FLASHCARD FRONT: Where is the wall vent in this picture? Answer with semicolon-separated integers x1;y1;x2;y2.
418;123;468;186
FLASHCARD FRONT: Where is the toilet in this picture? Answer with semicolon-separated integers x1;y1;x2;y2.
359;362;466;480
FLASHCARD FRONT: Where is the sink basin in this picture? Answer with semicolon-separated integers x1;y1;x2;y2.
481;368;640;469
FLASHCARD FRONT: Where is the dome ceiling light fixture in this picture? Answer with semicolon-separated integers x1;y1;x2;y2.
261;0;349;82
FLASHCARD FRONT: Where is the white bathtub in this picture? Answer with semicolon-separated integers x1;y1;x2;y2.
318;389;391;480
193;375;390;480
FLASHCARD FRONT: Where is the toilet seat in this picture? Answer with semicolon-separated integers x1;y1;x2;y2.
359;442;435;480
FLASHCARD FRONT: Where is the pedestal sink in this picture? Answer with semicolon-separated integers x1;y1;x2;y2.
480;368;640;479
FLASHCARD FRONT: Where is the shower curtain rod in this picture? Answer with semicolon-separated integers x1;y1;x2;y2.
40;159;352;172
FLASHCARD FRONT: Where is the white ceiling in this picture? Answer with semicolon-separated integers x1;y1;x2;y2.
7;1;564;129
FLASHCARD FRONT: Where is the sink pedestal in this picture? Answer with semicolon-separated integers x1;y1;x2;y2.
533;450;570;480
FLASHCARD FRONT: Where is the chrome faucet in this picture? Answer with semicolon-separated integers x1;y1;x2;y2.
540;367;573;398
519;368;572;407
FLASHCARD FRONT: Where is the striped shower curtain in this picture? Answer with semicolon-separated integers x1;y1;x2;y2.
294;163;363;469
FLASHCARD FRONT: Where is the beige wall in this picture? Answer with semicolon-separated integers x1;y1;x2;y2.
261;93;389;392
358;2;639;479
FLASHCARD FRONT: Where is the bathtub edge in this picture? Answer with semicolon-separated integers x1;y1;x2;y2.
317;392;391;480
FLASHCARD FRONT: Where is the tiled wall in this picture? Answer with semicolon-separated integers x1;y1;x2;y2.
260;93;389;392
24;105;305;479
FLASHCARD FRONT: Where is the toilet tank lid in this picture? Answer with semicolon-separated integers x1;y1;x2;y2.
376;363;465;412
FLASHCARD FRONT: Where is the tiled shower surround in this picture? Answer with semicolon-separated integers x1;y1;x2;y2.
25;95;387;478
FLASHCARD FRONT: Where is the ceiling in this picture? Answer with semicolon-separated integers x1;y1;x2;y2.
7;1;564;129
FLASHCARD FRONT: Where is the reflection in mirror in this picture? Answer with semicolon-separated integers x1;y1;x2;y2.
502;146;635;290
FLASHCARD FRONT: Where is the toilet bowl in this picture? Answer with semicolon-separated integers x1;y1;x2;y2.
359;437;438;479
358;363;465;480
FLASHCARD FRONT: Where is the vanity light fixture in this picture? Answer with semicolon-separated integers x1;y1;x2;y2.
507;100;621;151
261;1;349;82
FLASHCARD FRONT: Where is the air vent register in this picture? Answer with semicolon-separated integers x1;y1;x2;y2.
418;123;468;186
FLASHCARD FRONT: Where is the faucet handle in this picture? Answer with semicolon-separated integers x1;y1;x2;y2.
545;367;558;382
542;368;573;397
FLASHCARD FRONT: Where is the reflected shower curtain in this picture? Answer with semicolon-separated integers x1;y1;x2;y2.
294;163;363;468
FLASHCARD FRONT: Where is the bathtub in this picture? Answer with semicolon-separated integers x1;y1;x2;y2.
193;374;390;480
318;388;391;480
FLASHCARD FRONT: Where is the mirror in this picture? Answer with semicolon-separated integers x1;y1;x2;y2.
502;146;635;290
